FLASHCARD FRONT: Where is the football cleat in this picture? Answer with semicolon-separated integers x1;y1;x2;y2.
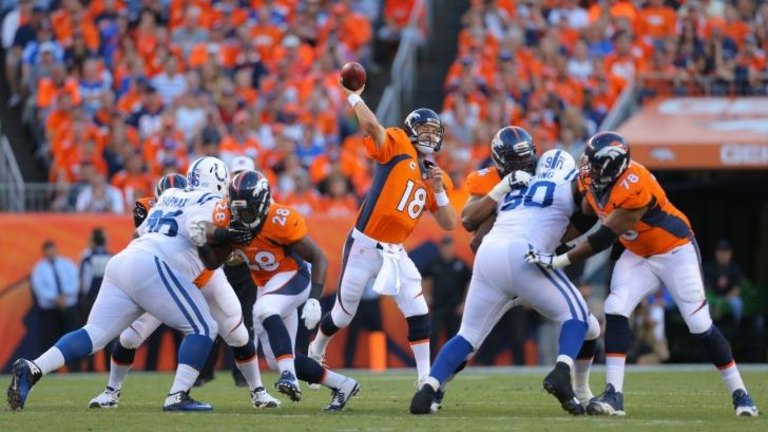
543;362;584;415
307;340;326;366
430;388;445;413
7;359;42;411
410;381;437;415
323;378;360;412
733;389;759;417
251;386;281;408
162;391;213;412
586;384;625;416
575;387;595;409
275;371;302;402
88;386;121;409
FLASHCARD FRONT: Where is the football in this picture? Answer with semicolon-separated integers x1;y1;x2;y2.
340;61;366;91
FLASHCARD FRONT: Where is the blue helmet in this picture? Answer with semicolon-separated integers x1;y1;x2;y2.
154;173;188;198
583;131;630;192
490;126;537;176
228;170;271;232
403;108;444;154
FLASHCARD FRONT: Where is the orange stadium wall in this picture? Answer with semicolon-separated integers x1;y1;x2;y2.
1;213;529;372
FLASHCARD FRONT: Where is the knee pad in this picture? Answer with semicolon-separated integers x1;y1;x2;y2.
253;302;281;326
111;341;136;365
330;302;354;329
406;314;430;343
694;324;733;368
398;292;429;318
586;314;601;340
603;293;627;317
604;314;630;355
222;319;249;348
232;339;256;363
119;326;145;350
684;302;714;335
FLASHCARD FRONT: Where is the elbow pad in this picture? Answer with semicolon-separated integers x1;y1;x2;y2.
586;225;618;253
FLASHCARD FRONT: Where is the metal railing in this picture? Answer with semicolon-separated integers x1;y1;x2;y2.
0;131;25;212
375;0;429;127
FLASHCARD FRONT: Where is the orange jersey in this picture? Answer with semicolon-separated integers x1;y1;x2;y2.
356;128;449;244
233;204;307;287
134;196;229;287
579;162;692;257
465;166;502;196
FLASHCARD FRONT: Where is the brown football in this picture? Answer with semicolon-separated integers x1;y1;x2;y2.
340;61;366;91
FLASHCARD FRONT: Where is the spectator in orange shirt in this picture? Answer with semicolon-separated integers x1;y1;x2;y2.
637;0;676;44
280;169;323;216
604;31;643;90
321;174;358;217
37;63;81;112
110;152;154;209
379;0;417;42
171;5;210;57
220;111;262;166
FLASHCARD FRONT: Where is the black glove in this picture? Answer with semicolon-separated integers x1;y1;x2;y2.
133;203;148;228
228;220;254;245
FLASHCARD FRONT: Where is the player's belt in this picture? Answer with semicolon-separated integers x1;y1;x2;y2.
351;228;386;250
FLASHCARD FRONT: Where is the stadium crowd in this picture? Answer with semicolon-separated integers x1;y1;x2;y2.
2;0;767;215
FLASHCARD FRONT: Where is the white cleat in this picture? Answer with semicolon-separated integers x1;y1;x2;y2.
323;377;360;412
251;386;281;408
733;389;759;417
88;386;121;409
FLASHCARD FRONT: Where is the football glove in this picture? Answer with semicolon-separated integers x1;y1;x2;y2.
188;220;207;247
301;298;322;330
524;248;570;269
133;203;148;228
489;170;533;202
228;220;254;245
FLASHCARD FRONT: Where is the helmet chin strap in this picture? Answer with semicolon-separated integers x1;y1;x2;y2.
415;142;435;154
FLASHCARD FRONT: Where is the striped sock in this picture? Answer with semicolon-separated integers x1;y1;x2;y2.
605;354;626;393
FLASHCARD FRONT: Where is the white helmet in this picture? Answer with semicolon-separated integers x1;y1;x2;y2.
535;149;576;181
187;156;230;196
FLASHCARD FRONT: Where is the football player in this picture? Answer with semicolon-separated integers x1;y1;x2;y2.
526;132;759;417
411;149;601;415
89;169;280;410
308;78;457;387
205;170;360;411
8;157;232;412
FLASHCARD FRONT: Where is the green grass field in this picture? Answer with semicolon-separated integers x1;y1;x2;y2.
1;367;766;432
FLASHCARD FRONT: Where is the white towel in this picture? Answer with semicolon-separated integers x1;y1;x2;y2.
372;243;402;296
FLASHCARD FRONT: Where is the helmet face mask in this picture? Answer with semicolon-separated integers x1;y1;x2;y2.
404;108;444;154
491;126;537;176
228;170;271;233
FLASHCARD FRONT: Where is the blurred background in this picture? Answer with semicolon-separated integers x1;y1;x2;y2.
0;0;767;379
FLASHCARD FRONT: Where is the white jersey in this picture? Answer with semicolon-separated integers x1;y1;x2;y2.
484;170;578;252
129;188;222;281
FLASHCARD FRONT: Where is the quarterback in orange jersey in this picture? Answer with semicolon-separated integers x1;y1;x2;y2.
525;132;758;417
89;169;283;410
308;79;457;387
210;170;360;412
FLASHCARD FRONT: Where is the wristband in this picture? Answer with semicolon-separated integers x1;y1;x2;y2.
434;191;450;207
552;254;571;269
347;93;363;107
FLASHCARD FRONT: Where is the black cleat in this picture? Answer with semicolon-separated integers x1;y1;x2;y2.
543;362;585;415
410;383;436;415
7;359;42;411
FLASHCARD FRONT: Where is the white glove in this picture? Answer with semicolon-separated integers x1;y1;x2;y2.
301;298;322;330
524;247;570;269
188;219;207;247
488;170;533;202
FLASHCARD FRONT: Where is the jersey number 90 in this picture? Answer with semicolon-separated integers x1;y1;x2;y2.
500;181;556;212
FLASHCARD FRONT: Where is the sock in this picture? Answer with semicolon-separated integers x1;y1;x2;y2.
694;325;745;394
556;355;574;369
605;355;626;393
277;354;296;376
430;335;473;385
443;360;468;390
233;341;262;390
262;315;293;367
312;314;339;355
53;328;94;365
108;342;136;390
169;363;200;394
321;369;347;390
410;341;431;382
33;347;66;376
604;314;630;393
574;339;596;396
558;319;588;360
177;334;214;370
406;314;431;381
295;354;324;384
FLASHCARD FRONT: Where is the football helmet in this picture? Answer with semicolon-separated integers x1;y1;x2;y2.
536;149;576;181
187;156;230;196
154;173;188;199
491;126;537;176
404;108;444;154
582;131;630;193
228;170;271;232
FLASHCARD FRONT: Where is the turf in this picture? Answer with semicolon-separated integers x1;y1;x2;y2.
1;367;766;432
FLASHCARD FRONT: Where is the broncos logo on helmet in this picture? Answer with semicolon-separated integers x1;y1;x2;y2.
582;131;630;193
404;108;444;154
490;126;537;176
229;170;271;233
154;173;189;199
